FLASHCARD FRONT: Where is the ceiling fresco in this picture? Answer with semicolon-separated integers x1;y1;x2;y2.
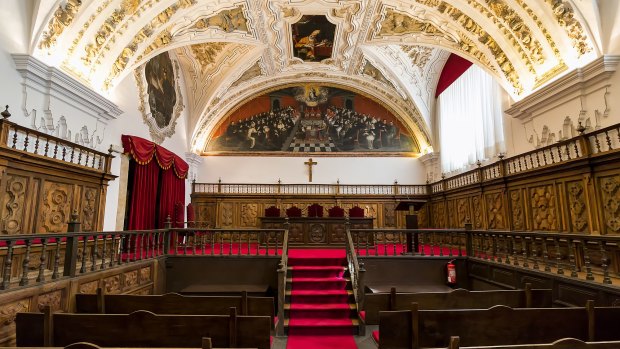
31;0;600;153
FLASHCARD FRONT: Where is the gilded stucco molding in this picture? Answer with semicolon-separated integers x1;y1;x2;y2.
544;0;593;56
38;0;84;51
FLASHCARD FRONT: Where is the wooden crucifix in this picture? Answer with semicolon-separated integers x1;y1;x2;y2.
304;158;317;182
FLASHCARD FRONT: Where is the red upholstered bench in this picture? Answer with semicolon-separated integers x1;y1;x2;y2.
372;330;379;345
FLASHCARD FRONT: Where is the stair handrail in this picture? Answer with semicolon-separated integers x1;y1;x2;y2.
344;219;365;333
276;218;290;336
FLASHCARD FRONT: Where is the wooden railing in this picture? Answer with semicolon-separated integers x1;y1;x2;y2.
344;221;365;334
0;221;286;292
350;227;620;287
0;116;113;173
276;220;290;336
192;181;429;196
431;124;620;193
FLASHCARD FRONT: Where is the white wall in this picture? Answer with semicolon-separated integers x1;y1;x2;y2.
196;156;427;184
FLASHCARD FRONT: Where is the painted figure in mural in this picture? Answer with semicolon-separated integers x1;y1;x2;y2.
145;52;176;129
295;29;321;60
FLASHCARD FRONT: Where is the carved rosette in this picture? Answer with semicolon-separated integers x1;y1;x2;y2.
600;176;620;234
37;290;63;312
510;190;524;230
1;175;27;235
40;182;72;233
567;181;588;232
530;185;557;231
486;193;505;229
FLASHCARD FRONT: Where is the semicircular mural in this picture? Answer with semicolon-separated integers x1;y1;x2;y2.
206;85;417;154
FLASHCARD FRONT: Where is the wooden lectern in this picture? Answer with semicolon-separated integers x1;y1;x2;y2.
395;200;426;254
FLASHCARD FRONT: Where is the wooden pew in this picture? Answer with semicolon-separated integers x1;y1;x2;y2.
375;301;620;349
75;289;275;327
16;307;270;349
363;283;552;324
447;337;620;349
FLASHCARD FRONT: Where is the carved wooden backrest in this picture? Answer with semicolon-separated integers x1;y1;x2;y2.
308;203;324;217
349;206;364;218
264;206;281;217
286;206;302;217
328;206;345;218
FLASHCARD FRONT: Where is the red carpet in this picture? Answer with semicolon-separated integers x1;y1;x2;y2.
286;249;358;349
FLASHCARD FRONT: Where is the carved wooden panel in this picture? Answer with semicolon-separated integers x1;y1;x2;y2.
456;197;470;227
471;195;484;229
219;202;234;228
530;185;558;231
447;200;456;228
0;298;29;346
1;175;27;235
240;203;258;227
123;270;139;290
37;289;63;312
196;203;216;227
486;192;505;229
509;189;525;230
38;181;73;233
102;274;122;294
139;266;152;284
599;175;620;234
566;180;588;232
418;205;428;228
383;203;396;227
81;186;98;231
432;201;445;228
79;280;99;294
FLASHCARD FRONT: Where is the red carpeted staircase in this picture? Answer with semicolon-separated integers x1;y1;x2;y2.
285;249;358;349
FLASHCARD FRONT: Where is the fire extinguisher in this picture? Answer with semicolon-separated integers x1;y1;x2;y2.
446;260;457;286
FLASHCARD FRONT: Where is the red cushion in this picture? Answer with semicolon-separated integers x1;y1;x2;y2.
372;330;380;345
359;310;366;321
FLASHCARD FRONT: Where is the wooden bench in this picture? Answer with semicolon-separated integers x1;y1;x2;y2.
446;337;620;349
363;284;552;324
75;289;275;327
31;338;256;349
375;301;620;349
16;307;271;349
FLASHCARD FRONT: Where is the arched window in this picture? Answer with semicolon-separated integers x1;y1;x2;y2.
438;64;505;173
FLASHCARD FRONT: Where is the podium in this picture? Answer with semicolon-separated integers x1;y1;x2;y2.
395;200;426;254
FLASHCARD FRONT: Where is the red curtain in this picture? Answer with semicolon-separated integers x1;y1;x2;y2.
128;160;160;230
435;54;473;97
122;135;189;230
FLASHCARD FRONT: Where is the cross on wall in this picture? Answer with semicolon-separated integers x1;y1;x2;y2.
304;158;317;182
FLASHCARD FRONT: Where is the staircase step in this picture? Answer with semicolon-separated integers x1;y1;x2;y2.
287;289;352;296
288;266;346;271
287;277;349;283
285;318;359;327
285;303;356;310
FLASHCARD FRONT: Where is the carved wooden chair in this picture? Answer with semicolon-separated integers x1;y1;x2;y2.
349;206;365;218
308;203;324;217
264;206;281;217
328;206;345;218
286;206;302;217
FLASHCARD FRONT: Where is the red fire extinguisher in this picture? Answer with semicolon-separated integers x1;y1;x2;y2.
446;260;457;286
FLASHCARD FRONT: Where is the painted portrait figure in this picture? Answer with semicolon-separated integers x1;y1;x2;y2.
145;52;176;128
292;15;335;62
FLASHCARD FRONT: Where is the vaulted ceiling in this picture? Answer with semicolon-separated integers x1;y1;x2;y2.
31;0;601;152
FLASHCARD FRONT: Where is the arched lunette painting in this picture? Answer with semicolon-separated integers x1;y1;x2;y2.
206;85;417;154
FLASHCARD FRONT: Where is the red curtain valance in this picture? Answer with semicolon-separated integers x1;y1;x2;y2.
121;135;189;179
435;54;473;98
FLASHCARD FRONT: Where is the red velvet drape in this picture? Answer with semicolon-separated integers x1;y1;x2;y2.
122;135;188;230
128;160;160;230
435;54;473;97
